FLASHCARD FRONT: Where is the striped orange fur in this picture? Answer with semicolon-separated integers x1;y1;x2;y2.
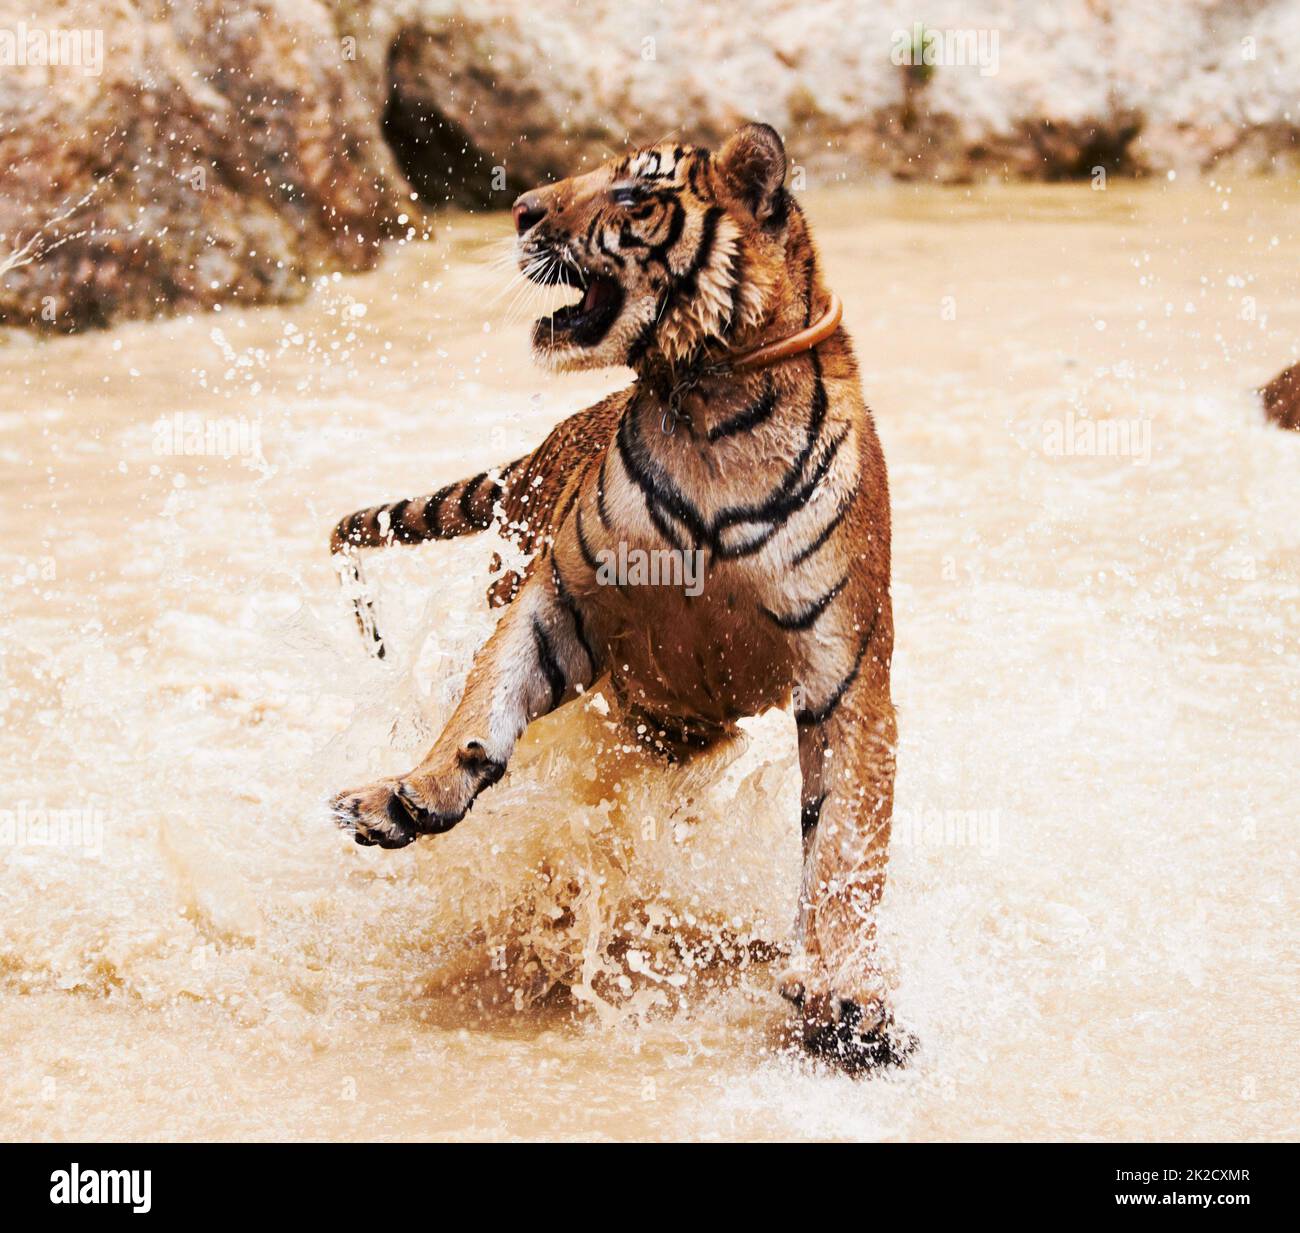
329;125;909;1071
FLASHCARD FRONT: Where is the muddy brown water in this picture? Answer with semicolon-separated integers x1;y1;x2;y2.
0;181;1297;1140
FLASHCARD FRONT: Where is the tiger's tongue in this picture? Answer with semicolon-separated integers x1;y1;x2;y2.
580;282;599;312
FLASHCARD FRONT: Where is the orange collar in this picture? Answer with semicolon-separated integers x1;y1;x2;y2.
646;293;844;435
728;292;843;372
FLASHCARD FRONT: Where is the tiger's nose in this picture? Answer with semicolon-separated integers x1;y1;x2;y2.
512;194;547;235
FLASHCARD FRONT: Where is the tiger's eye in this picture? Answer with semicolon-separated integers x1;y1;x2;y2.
611;184;644;207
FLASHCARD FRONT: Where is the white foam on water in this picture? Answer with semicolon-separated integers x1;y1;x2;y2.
1;183;1297;1139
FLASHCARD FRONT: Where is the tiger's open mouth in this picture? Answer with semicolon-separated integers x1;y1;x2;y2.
525;255;624;347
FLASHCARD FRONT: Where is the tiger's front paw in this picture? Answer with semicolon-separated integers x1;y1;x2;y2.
330;777;466;848
330;742;506;849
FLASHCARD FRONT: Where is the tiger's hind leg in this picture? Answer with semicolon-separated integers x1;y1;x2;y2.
331;557;601;847
783;613;915;1072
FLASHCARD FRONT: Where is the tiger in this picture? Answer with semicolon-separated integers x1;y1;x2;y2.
328;124;910;1071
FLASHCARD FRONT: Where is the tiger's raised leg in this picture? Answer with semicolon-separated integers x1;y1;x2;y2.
783;607;912;1069
331;557;600;847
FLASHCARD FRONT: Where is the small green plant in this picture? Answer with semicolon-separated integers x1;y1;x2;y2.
906;23;936;87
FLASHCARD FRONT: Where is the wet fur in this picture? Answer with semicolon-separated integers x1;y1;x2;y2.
329;126;911;1071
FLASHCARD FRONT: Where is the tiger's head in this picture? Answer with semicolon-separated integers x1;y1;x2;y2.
512;124;815;375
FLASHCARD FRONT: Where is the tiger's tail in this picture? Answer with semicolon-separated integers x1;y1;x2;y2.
330;459;525;658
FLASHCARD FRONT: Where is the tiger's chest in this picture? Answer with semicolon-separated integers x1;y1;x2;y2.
566;399;853;721
581;542;793;723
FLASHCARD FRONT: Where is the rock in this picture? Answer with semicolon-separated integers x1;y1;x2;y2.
2;0;1298;332
1261;363;1300;431
369;0;1300;188
0;0;411;332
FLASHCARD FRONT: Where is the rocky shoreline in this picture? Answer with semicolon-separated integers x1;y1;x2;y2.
1261;362;1300;431
1;0;1297;332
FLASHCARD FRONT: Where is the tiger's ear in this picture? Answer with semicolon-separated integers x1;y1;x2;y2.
717;123;787;224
